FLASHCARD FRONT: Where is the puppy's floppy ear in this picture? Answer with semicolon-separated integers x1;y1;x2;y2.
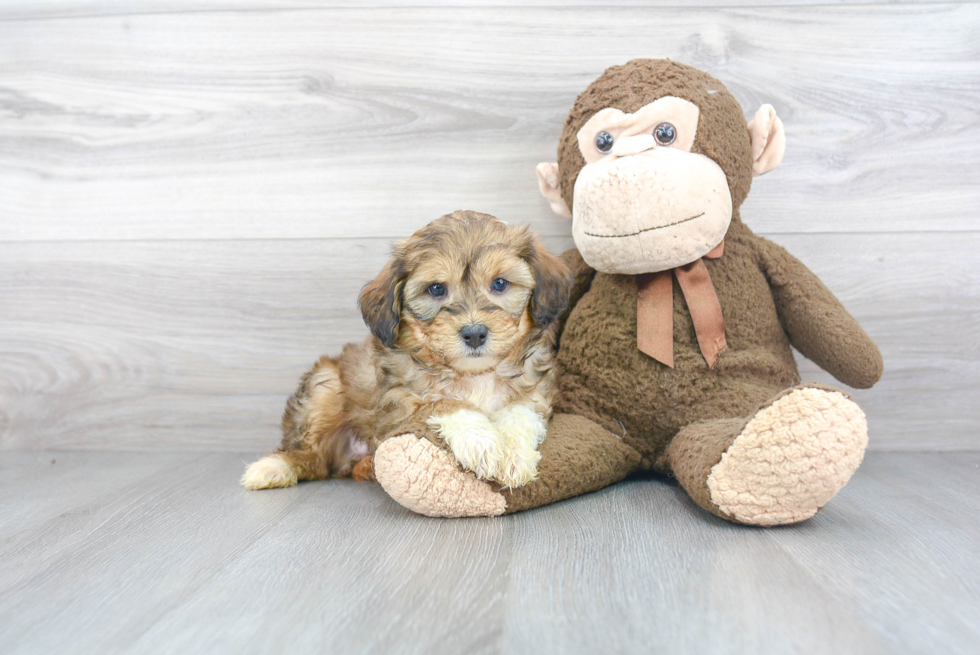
358;255;405;348
526;238;573;328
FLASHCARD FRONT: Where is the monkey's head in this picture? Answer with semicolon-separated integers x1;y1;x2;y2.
537;59;785;275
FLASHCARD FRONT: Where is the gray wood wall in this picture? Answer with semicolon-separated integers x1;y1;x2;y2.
1;2;977;452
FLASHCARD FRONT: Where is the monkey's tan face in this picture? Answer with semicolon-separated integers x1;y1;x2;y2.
571;96;733;275
399;246;536;374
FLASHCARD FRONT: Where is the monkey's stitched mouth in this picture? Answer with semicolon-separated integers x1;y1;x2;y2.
584;212;705;238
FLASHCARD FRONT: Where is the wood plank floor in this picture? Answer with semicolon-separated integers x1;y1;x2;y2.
2;451;977;654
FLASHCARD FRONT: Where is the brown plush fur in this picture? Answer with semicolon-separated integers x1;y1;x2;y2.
496;60;883;520
243;210;571;488
550;216;884;469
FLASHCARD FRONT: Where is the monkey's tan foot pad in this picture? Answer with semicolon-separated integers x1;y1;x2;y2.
374;434;506;517
707;387;868;526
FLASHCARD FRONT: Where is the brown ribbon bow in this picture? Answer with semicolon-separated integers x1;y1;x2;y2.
636;241;727;369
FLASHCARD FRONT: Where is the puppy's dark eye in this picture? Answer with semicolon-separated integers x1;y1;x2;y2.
595;131;614;154
654;122;676;146
427;283;447;298
491;278;510;293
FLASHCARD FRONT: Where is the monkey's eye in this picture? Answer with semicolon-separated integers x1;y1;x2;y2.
654;123;676;146
427;283;447;298
491;278;510;293
595;131;614;154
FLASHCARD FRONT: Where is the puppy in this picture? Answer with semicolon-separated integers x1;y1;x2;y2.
241;210;572;491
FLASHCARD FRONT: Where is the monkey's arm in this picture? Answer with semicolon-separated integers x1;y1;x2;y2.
756;237;883;389
554;248;597;338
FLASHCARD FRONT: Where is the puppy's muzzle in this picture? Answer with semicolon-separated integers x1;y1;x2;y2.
459;324;489;351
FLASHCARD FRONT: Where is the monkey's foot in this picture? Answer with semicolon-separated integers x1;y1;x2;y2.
707;387;868;526
374;434;506;518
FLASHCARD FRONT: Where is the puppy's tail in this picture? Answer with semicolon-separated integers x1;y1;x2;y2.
241;356;368;490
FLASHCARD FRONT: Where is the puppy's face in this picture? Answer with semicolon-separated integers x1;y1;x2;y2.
401;242;536;373
359;211;572;374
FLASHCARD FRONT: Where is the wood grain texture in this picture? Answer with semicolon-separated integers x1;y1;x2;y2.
0;0;967;22
1;451;977;654
1;4;978;453
0;5;977;241
1;231;976;451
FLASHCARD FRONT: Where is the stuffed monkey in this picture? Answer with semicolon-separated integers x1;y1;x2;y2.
373;59;882;526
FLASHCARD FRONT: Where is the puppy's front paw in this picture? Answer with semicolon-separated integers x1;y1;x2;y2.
494;403;548;445
427;409;502;481
495;442;541;489
492;404;547;488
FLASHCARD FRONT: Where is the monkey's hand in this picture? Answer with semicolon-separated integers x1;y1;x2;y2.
759;237;883;389
426;409;503;483
491;403;546;488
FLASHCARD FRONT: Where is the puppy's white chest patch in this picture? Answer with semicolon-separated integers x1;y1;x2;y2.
446;373;511;415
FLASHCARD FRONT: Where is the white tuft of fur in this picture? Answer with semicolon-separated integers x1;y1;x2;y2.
427;410;502;482
240;454;298;490
492;403;547;488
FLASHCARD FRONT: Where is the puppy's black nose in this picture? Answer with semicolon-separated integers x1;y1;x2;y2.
460;324;489;348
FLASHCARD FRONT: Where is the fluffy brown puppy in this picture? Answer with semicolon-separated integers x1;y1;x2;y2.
374;60;883;525
241;210;571;492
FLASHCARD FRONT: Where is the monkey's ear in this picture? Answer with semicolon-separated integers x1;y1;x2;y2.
528;240;573;328
358;258;404;348
747;104;786;176
535;163;572;218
